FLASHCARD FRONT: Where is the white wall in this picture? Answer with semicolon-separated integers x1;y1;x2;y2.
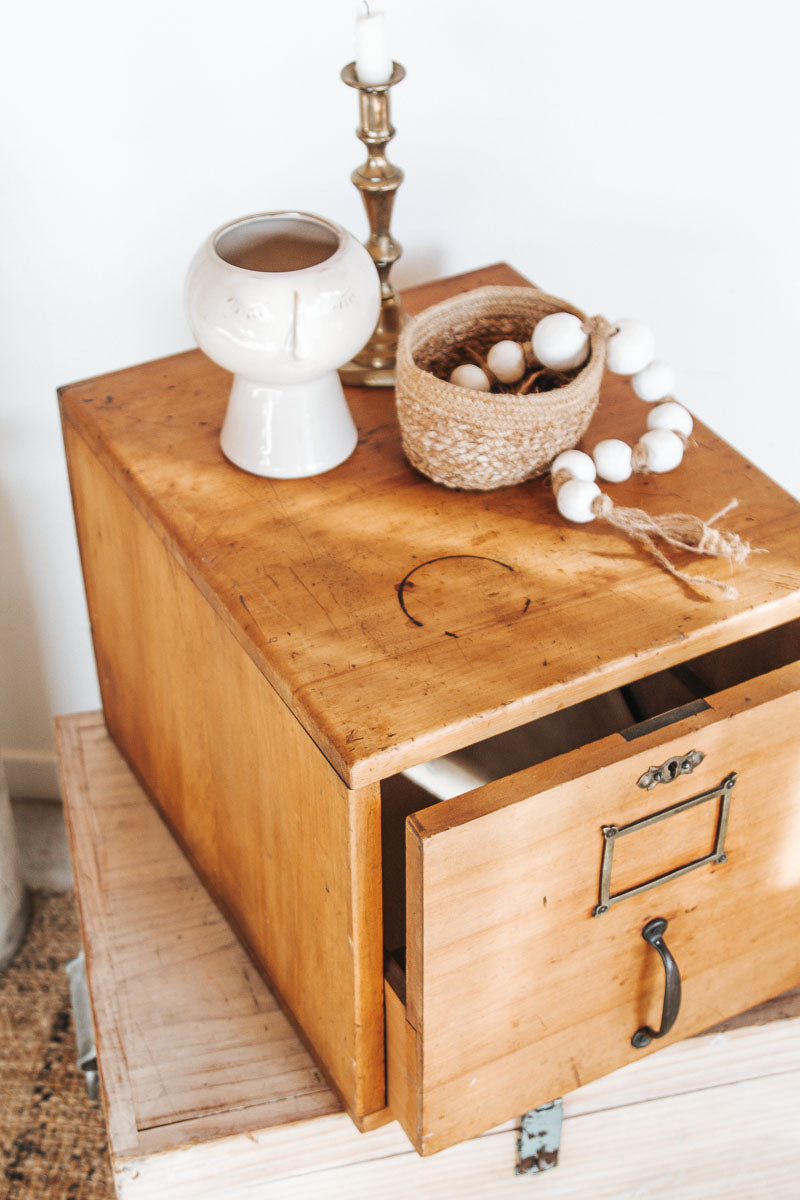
2;0;798;796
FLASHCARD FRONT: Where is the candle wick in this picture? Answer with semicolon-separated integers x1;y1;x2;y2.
361;0;370;16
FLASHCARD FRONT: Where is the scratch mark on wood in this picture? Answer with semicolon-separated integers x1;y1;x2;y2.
288;567;334;623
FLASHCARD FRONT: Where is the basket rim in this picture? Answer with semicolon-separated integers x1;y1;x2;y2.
396;284;606;419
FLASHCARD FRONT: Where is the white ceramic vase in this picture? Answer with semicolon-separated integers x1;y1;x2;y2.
185;211;381;478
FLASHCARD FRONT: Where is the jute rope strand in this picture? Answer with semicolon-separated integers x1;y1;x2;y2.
590;494;752;599
581;314;617;340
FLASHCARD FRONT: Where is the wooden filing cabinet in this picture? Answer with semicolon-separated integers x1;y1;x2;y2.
59;263;800;1155
55;712;800;1198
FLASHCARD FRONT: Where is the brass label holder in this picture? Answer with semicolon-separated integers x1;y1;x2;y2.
593;771;736;917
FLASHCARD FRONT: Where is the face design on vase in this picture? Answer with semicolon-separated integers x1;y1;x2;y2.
186;213;380;387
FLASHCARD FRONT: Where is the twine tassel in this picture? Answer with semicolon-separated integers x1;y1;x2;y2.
591;494;752;599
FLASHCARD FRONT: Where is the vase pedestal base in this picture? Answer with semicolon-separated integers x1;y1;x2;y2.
220;372;358;479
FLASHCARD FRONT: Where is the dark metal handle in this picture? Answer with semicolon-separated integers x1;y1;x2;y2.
631;917;682;1049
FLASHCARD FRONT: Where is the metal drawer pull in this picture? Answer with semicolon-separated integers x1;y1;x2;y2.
631;917;682;1049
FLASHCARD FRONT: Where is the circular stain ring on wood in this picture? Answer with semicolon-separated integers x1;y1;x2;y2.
397;554;529;637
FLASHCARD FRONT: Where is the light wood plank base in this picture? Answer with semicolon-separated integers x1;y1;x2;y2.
116;1060;800;1200
57;713;800;1198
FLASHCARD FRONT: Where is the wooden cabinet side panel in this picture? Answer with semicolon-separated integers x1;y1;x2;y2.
63;424;385;1119
55;713;342;1158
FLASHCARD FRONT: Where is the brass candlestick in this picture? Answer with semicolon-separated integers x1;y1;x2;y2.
339;61;406;388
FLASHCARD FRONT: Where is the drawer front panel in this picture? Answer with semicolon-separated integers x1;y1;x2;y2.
394;661;800;1154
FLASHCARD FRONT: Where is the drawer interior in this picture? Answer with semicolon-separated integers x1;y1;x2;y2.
380;617;800;962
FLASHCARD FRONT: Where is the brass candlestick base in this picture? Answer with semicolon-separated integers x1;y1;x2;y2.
339;61;407;388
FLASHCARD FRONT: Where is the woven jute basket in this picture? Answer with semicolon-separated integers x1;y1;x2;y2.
395;285;610;490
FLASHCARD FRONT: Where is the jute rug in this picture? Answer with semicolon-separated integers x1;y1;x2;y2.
0;892;114;1200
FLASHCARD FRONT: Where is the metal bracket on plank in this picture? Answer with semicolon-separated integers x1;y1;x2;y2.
65;950;99;1100
516;1099;563;1175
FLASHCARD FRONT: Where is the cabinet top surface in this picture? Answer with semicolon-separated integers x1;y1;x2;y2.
60;265;800;787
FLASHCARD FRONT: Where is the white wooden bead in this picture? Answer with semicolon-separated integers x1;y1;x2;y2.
638;428;684;473
632;359;676;402
606;318;656;376
449;363;491;391
592;438;633;483
647;401;693;438
551;449;596;481
532;313;589;372
486;340;526;384
556;478;601;523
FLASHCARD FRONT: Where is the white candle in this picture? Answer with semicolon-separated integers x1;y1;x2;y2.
355;3;393;85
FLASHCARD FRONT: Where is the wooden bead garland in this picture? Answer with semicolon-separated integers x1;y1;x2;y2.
633;359;676;402
636;428;685;474
402;288;753;597
592;439;633;483
556;476;602;523
532;312;589;372
647;400;693;437
551;448;596;482
605;318;655;376
550;336;751;598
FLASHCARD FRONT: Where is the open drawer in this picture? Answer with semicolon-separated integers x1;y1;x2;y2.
382;621;800;1155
